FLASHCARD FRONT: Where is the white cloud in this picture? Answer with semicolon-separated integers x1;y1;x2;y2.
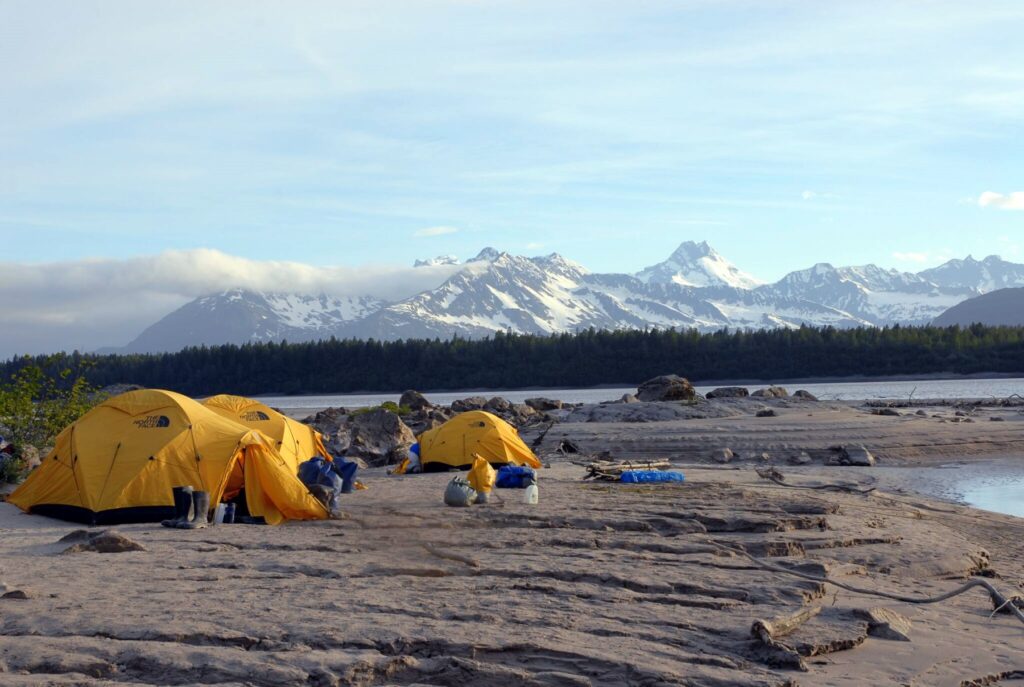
0;249;462;358
978;191;1024;210
413;226;460;237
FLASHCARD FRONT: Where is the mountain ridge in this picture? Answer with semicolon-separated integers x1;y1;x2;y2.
110;242;1024;353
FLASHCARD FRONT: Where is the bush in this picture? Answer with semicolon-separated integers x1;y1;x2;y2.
351;401;412;417
0;359;105;481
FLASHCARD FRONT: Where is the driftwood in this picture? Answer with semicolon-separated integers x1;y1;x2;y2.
755;466;876;495
750;606;822;671
580;459;672;481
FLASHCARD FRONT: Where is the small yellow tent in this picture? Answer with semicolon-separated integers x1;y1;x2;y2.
418;410;541;471
8;389;327;526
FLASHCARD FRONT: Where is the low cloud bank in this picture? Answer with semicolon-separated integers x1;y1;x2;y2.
0;249;462;359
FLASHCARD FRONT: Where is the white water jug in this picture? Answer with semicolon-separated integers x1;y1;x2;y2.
523;482;539;505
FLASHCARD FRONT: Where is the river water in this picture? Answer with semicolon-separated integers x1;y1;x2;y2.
256;376;1024;410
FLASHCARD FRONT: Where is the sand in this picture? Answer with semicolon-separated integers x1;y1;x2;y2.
1;400;1023;686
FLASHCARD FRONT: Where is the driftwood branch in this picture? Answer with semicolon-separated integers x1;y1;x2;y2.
750;606;822;672
755;466;876;495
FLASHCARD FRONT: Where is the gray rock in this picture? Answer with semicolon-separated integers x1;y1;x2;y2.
525;397;563;411
842;445;876;466
451;396;489;413
750;386;788;399
789;452;812;465
346;409;416;467
485;396;513;413
872;408;901;416
61;530;146;554
990;416;1006;422
636;375;698;402
915;409;928;416
399;390;431;411
756;408;777;418
706;386;749;399
712;448;734;464
853;608;912;641
792;389;818;401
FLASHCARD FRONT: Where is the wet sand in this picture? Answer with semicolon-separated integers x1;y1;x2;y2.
1;400;1022;685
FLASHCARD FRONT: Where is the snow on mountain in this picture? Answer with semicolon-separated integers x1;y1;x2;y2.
414;255;460;267
110;244;1024;353
636;240;763;289
918;255;1024;293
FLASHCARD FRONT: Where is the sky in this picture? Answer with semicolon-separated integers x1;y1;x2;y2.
1;0;1023;356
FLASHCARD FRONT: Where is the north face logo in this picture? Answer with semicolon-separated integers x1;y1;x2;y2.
133;415;170;429
242;411;271;422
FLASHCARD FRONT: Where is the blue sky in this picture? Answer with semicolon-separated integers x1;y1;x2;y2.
1;1;1022;291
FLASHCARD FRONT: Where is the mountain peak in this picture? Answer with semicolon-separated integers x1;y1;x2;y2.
414;255;460;268
469;247;503;263
636;240;762;289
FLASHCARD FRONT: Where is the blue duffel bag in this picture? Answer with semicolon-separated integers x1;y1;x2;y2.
495;465;537;489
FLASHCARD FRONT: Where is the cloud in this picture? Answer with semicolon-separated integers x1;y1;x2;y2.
413;226;460;237
978;191;1024;210
0;249;462;358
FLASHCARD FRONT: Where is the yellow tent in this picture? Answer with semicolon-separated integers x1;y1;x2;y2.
418;410;541;471
202;394;331;469
7;389;327;526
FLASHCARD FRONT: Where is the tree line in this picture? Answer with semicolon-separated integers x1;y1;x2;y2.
2;324;1023;397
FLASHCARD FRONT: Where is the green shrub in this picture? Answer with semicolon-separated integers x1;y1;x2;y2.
351;401;412;417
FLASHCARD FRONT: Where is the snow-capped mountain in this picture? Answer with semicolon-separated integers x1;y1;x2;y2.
116;290;385;354
636;240;763;289
109;244;1024;353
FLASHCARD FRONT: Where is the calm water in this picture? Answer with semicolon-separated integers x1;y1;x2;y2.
962;476;1024;518
257;376;1024;410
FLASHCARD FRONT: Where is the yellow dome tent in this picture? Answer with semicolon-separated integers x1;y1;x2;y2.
8;389;327;526
417;410;541;471
202;394;331;469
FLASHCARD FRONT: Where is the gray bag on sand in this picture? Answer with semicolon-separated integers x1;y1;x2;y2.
444;476;477;507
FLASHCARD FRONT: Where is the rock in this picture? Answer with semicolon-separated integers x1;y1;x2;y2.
346;409;416;467
759;452;771;461
510;404;539;425
619;394;639;404
62;530;146;554
872;408;901;416
302;407;352;457
756;409;777;418
706;386;749;399
525;397;563;411
789;452;812;465
712;448;734;464
853;608;912;641
915;410;928;416
451;396;488;413
841;445;876;466
485;396;513;413
0;582;31;600
399;390;431;411
750;386;788;399
792;390;818;401
990;416;1006;422
955;410;967;417
636;375;698;403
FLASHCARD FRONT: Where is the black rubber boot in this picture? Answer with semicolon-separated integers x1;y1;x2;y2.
162;486;193;528
181;490;210;529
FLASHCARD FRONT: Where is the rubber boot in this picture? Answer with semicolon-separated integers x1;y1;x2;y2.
162;486;193;528
181;490;210;529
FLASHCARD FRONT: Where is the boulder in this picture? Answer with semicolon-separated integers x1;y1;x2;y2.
991;416;1006;422
915;410;928;417
872;408;901;416
712;448;734;464
619;394;639;404
706;386;749;399
452;396;488;413
485;396;513;413
750;386;788;399
792;390;818;401
525;398;563;411
399;390;431;411
842;445;876;467
510;404;539;425
346;409;416;467
302;407;352;457
756;409;777;418
636;375;698;403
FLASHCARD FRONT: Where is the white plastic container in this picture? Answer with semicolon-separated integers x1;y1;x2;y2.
523;483;539;505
